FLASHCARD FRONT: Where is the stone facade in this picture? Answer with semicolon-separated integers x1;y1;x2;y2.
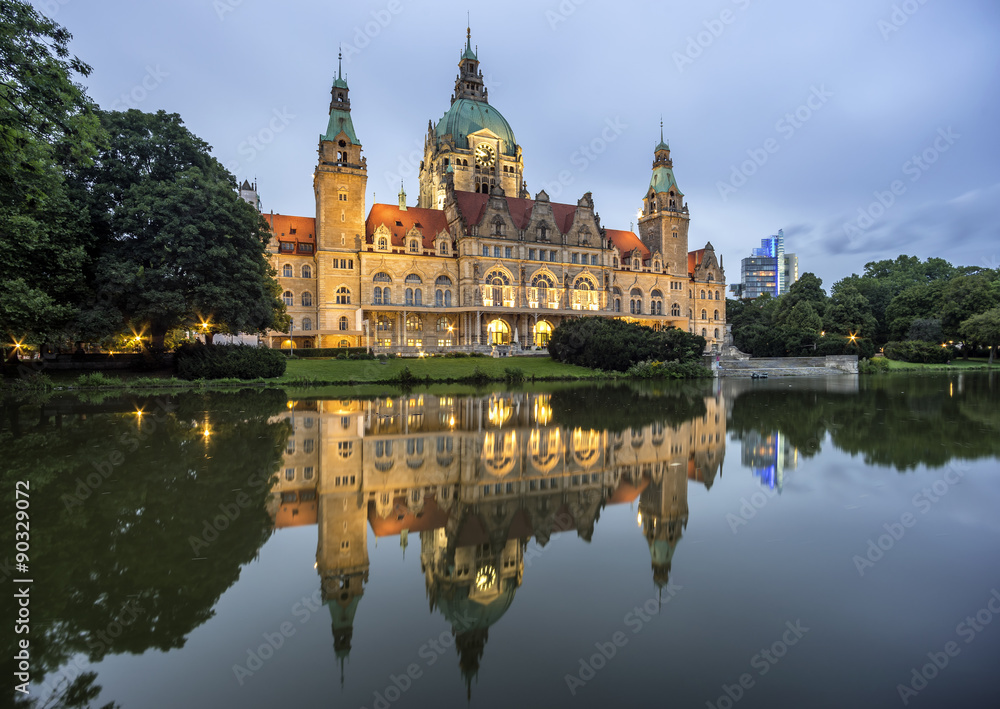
258;33;726;353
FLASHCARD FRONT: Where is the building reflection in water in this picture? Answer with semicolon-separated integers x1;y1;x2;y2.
267;390;726;688
740;430;798;491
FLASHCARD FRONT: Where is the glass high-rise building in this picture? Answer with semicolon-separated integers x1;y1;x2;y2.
736;229;797;298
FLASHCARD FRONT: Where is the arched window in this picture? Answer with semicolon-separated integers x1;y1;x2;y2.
701;290;706;299
445;291;452;306
373;286;383;305
435;289;443;307
302;318;313;331
406;314;421;332
339;339;350;348
336;287;351;305
630;288;643;315
405;274;422;284
714;309;719;320
437;317;451;332
282;264;292;278
374;272;392;283
714;328;720;339
435;275;452;286
439;241;448;255
301;265;312;279
377;236;388;250
301;292;313;307
405;288;413;305
612;286;622;313
671;303;681;317
282;291;293;306
701;328;707;337
701;309;707;320
339;317;348;331
376;316;393;332
651;289;663;315
409;239;419;253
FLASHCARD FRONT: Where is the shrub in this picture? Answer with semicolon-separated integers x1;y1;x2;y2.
175;344;286;380
503;367;526;383
548;318;706;372
625;360;713;379
76;372;117;388
858;357;891;374
883;340;951;364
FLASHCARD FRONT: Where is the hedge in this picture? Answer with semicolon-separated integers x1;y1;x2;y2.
883;340;952;364
547;317;706;372
277;347;372;359
175;344;287;380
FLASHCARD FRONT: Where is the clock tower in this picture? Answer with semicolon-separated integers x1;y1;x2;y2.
418;27;525;207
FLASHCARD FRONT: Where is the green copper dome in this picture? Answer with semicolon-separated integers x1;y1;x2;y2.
434;99;517;156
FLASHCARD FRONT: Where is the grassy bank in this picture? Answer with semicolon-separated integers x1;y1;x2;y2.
884;357;994;371
278;356;602;385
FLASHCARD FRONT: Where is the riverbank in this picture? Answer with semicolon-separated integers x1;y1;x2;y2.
1;356;608;399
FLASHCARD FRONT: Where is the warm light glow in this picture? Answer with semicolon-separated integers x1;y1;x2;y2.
447;326;454;333
202;426;211;438
637;512;643;528
849;333;857;342
448;415;456;427
533;395;552;426
487;396;512;427
820;331;825;337
475;566;496;591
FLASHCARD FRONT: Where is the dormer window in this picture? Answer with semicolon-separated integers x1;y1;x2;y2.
409;239;419;253
377;236;388;250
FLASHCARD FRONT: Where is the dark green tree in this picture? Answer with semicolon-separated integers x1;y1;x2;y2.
0;1;102;345
960;308;1000;364
825;283;878;340
77;109;285;348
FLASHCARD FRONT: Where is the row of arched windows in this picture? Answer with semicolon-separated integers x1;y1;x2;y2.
282;291;313;307
282;264;312;279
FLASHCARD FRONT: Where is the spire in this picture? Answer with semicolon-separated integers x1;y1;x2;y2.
398;181;407;210
655;117;670;153
338;45;343;81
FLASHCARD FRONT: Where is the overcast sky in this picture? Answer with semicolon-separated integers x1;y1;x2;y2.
43;0;1000;289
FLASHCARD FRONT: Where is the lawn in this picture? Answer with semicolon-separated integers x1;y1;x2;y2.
884;357;994;370
280;355;602;383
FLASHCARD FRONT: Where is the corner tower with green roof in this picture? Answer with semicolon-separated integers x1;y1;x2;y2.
637;124;691;278
314;50;365;340
418;27;526;209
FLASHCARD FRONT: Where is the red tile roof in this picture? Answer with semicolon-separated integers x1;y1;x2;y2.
365;204;450;249
453;191;581;233
605;229;650;260
688;248;706;276
264;213;316;242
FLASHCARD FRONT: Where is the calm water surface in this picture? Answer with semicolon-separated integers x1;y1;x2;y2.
3;374;999;708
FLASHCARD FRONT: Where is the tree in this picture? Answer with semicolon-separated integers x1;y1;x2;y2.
773;273;826;328
824;284;877;340
0;1;102;344
884;282;946;341
960;308;1000;364
938;274;999;350
77;110;286;347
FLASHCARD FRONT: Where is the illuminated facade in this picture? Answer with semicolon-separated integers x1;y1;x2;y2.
266;387;727;683
253;29;726;353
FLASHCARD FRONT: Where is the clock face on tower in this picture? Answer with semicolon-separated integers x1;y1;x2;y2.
475;565;497;591
475;143;496;168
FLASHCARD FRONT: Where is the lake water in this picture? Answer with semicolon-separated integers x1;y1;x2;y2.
3;373;999;709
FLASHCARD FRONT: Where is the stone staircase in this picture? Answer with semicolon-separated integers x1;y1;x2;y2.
718;355;857;377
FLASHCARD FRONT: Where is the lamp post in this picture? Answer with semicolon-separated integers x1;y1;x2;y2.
289;321;295;357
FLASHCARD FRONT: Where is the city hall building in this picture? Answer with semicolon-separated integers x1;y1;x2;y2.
249;30;725;353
